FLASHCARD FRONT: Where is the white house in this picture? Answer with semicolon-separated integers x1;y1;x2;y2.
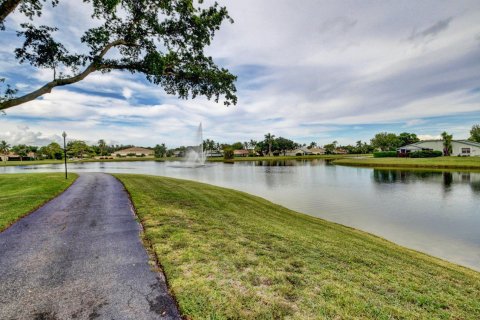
114;147;154;157
397;140;480;156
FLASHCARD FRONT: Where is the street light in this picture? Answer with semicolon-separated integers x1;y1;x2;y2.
62;131;67;179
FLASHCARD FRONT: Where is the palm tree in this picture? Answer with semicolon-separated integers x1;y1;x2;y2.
98;139;107;156
0;140;10;165
264;133;275;156
441;132;453;156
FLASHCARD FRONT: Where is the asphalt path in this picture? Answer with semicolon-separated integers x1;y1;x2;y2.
0;173;180;320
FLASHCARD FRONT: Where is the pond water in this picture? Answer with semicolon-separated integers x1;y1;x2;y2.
2;160;480;271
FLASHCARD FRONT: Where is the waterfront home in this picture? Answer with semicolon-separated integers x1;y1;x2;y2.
114;147;154;157
397;140;480;156
234;149;250;157
334;148;348;154
309;147;326;155
286;148;309;156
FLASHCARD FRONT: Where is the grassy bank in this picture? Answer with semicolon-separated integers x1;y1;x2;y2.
1;158;159;166
0;173;77;231
116;174;480;319
334;156;480;170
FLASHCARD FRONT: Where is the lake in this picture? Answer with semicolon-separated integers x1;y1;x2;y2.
2;159;479;271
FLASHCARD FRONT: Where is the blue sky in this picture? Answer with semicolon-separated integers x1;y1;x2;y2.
1;0;480;147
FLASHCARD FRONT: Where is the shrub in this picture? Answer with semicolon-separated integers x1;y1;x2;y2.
296;153;303;156
373;151;397;158
410;150;443;158
223;148;234;160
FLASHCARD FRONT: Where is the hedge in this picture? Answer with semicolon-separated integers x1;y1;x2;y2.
373;151;397;158
410;150;443;158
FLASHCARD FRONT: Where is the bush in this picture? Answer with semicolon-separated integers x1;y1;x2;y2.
223;148;234;160
410;150;443;158
373;151;397;158
296;153;303;156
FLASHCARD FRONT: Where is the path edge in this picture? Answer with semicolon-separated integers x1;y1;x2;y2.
0;174;79;233
112;174;184;319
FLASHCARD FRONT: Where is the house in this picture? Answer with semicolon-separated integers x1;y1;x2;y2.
205;150;223;157
286;148;308;156
234;149;250;157
0;152;30;161
114;147;154;157
334;148;348;154
397;140;480;156
309;147;325;155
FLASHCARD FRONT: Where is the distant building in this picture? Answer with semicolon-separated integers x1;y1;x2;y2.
334;148;348;154
234;149;250;157
114;147;154;157
397;140;480;157
206;150;223;157
309;147;325;155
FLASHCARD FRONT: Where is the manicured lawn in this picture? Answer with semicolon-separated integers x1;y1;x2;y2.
116;174;480;319
334;156;480;170
0;173;77;231
1;159;65;166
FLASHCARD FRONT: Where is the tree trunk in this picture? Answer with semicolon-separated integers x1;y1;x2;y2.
0;0;21;25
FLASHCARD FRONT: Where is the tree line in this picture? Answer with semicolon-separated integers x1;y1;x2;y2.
2;124;479;162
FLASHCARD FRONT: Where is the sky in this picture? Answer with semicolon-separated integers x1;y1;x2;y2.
1;0;480;147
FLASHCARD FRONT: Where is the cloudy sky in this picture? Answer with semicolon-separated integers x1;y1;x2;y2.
1;0;480;147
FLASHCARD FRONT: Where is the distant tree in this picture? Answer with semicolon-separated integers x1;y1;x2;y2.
243;141;249;150
255;141;266;156
11;144;28;161
469;124;480;143
0;140;10;164
441;131;453;156
264;133;275;156
39;142;63;159
67;140;90;158
202;139;216;152
371;132;401;151
97;139;107;156
231;142;244;150
275;137;295;155
249;139;257;151
154;143;167;158
308;141;317;149
0;0;237;111
223;147;234;160
323;141;337;154
398;132;420;146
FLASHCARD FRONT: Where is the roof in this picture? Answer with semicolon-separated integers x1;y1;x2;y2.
116;147;153;153
234;149;249;154
399;140;480;149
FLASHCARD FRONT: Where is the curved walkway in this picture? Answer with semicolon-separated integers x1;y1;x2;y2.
0;173;180;320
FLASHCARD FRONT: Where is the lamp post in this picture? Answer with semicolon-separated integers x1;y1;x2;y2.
62;131;67;179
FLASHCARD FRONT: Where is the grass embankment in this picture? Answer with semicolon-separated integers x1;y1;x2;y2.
334;156;480;170
207;154;362;162
1;159;65;166
116;174;480;319
0;173;77;231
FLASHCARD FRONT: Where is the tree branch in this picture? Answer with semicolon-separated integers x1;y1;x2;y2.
0;0;22;25
0;39;128;110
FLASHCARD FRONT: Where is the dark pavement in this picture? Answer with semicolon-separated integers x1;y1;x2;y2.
0;173;180;320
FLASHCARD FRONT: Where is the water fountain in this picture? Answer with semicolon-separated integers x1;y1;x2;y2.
182;123;206;167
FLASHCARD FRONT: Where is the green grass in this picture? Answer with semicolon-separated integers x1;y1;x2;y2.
0;173;77;231
334;156;480;170
115;174;480;320
1;159;65;166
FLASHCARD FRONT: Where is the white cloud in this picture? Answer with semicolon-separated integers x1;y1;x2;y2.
1;0;479;146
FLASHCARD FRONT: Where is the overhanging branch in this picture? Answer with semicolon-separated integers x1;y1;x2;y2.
0;39;131;111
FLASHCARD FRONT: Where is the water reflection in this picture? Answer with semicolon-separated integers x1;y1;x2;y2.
372;169;480;194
